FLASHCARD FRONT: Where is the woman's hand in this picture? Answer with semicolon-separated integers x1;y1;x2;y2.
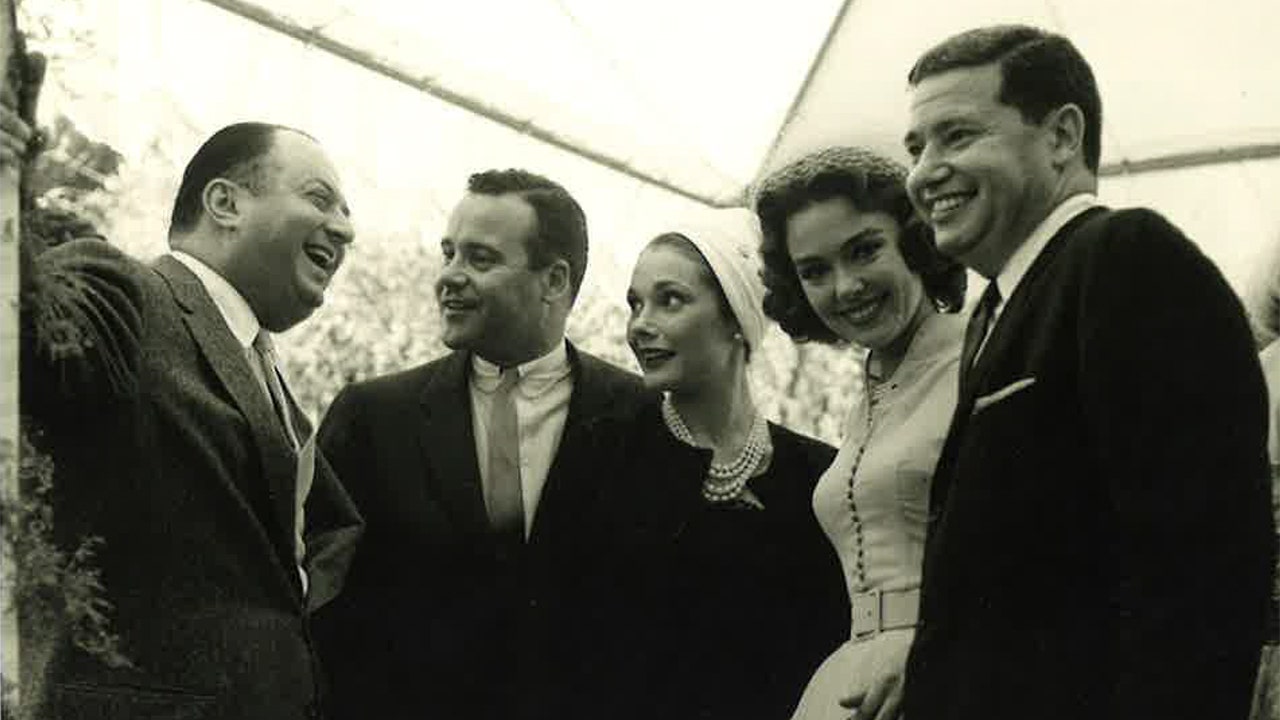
839;628;913;720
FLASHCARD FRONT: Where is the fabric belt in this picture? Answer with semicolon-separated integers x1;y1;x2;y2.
850;587;920;640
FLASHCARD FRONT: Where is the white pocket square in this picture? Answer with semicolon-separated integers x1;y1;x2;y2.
973;377;1037;413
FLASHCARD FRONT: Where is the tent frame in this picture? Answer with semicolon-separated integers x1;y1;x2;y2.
201;0;1280;206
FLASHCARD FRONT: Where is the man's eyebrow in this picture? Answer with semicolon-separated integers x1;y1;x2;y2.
905;116;976;146
306;178;351;217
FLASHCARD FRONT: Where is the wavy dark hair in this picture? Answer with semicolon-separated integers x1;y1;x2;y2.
753;146;966;344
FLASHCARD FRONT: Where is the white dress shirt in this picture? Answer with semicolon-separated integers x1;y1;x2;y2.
976;193;1099;357
469;341;575;538
171;251;312;591
172;251;260;347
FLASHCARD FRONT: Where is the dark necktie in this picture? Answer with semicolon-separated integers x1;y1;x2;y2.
959;282;1002;396
485;367;525;541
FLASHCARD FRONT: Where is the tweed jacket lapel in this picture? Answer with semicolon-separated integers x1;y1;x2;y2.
154;255;302;587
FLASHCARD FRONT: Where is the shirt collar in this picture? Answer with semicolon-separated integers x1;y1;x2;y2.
994;193;1099;303
471;341;572;396
170;250;261;349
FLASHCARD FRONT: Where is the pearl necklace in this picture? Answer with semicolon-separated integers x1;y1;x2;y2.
661;395;772;503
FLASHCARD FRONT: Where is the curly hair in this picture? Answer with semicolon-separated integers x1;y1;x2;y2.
753;147;966;344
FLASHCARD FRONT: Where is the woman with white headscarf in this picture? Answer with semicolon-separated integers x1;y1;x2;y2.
580;214;846;720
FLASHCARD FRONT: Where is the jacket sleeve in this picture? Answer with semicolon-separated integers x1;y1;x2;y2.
1077;209;1274;718
22;237;146;419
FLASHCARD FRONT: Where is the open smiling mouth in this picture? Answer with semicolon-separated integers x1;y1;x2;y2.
303;242;338;273
837;294;886;325
440;297;478;314
635;347;675;369
928;191;975;221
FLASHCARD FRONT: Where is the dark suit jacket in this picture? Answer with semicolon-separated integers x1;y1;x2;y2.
904;207;1276;720
20;240;363;720
312;344;649;720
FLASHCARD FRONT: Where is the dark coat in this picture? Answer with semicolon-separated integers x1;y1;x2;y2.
904;207;1276;720
21;239;363;720
584;401;847;720
312;344;650;720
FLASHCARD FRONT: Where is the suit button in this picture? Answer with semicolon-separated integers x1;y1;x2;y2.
529;598;539;609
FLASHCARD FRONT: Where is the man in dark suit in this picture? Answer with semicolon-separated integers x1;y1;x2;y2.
313;169;649;720
891;25;1275;720
17;121;363;719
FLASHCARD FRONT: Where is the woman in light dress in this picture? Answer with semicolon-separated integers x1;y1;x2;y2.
754;147;967;720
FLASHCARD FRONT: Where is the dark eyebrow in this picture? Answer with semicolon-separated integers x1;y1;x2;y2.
844;227;886;246
652;279;695;294
442;238;503;259
306;178;351;218
904;117;975;148
792;227;886;265
650;278;701;294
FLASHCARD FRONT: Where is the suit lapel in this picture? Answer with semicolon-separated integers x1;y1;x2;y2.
528;343;609;544
930;207;1109;518
965;207;1108;402
154;257;302;583
418;351;491;537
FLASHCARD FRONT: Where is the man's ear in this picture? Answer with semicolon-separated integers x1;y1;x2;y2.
202;178;244;231
1045;103;1086;170
543;258;572;303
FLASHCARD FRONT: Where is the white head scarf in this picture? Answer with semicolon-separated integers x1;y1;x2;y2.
668;209;767;355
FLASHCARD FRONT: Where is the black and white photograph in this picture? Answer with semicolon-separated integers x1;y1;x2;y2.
2;1;1278;718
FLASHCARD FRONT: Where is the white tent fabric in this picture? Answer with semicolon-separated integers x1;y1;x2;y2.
31;0;1280;294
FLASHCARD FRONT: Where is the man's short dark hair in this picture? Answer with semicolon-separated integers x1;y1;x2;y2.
467;169;589;301
168;122;308;237
908;25;1103;172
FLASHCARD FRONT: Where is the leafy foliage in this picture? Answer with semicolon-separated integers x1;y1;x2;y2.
0;431;130;671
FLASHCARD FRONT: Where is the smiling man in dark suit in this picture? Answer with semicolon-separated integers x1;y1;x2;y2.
896;25;1275;720
19;121;363;719
313;169;649;720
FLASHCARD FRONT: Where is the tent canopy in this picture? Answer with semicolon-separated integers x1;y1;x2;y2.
30;0;1280;292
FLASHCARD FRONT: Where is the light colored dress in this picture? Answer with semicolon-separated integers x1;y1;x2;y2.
789;311;964;720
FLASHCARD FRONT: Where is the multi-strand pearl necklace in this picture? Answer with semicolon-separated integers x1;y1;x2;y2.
660;395;772;503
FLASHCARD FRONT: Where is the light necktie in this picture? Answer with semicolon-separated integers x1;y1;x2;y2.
959;282;1002;396
485;367;525;541
252;331;302;449
252;331;314;590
